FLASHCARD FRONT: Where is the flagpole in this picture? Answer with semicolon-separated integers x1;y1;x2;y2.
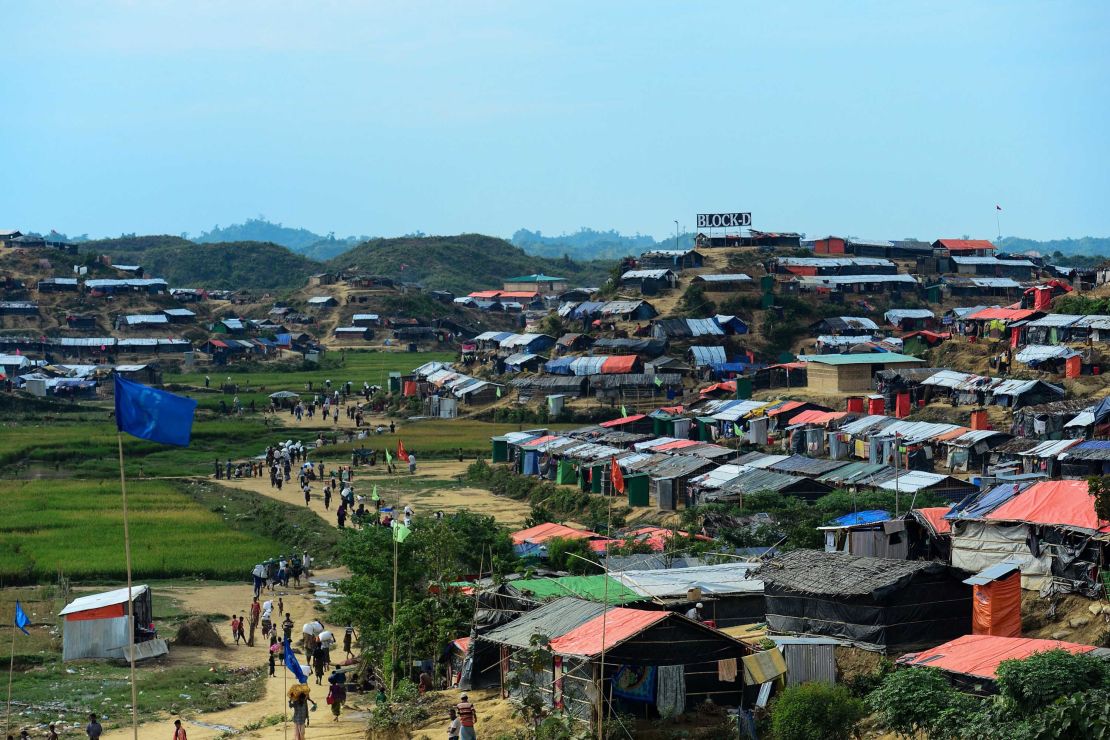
113;434;140;740
6;622;15;735
390;532;399;697
283;645;288;740
116;433;140;740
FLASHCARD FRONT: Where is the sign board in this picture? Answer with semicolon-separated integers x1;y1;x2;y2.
697;212;751;228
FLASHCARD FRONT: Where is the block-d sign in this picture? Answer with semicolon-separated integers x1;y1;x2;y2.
697;213;751;228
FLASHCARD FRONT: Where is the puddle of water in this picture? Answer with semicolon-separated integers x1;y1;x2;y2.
310;577;339;606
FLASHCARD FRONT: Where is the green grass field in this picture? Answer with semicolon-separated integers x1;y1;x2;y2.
166;348;456;392
0;479;292;583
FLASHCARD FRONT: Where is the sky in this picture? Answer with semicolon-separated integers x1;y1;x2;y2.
2;1;1108;242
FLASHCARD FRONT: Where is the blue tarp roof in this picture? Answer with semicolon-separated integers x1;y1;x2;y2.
830;510;892;527
945;482;1027;520
544;356;575;374
1070;440;1110;451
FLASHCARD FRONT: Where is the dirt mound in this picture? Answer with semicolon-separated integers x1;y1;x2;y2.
173;616;225;648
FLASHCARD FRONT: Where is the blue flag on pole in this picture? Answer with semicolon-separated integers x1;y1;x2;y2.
283;637;308;684
14;601;30;635
114;375;197;447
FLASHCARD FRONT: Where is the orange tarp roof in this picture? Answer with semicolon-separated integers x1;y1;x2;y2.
600;414;647;428
766;400;805;416
934;427;973;442
658;405;684;413
966;307;1038;321
468;290;501;299
900;634;1092;678
986;480;1110;532
601;355;638;373
790;410;847;425
654;439;700;451
511;522;597;545
498;291;539;299
549;608;668;657
914;507;952;535
520;434;559;448
700;381;736;395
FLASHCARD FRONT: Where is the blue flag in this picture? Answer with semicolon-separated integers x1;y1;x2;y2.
14;601;30;635
283;638;308;684
114;375;197;447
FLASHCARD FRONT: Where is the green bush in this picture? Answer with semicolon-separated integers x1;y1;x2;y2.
868;667;976;738
770;682;865;740
995;649;1110;715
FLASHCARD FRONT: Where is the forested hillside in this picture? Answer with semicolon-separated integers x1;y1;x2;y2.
79;235;322;291
327;234;615;293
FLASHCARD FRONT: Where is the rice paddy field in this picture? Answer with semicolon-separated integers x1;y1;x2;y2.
166;348;456;392
0;479;291;583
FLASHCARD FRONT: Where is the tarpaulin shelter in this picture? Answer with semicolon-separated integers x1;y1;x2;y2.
59;585;167;662
480;597;748;729
507;575;644;605
759;550;971;652
898;635;1100;693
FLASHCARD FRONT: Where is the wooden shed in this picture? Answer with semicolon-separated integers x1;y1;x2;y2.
802;353;924;393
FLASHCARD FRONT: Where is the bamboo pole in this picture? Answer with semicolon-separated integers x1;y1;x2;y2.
390;532;399;697
116;433;139;740
6;624;15;735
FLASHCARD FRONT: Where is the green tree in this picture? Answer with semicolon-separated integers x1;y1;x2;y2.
678;283;716;317
1088;476;1110;522
544;537;599;575
771;682;865;740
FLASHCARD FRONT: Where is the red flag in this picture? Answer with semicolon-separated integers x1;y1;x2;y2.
397;439;408;460
609;456;625;495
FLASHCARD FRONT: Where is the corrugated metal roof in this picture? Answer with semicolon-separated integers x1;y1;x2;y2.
945;430;1007;448
799;353;923;366
969;277;1022;288
569;356;607;376
884;309;935;322
951;256;1034;267
798;274;918;286
481;597;607;648
548;608;670;658
878;471;958;493
768;455;853;477
614;563;762;598
689;464;752;489
1025;314;1083;328
817;461;893;484
621;269;673;279
60;585;149;616
709;400;771;422
696;273;753;282
1015;345;1079;362
690;346;727;367
778;257;894;267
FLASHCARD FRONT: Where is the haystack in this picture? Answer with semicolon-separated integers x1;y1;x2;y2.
173;617;225;648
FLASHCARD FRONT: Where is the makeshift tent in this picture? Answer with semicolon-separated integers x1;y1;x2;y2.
759;550;971;652
59;585;167;662
898;635;1099;692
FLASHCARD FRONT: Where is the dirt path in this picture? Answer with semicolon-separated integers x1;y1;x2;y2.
103;567;363;739
217;460;533;529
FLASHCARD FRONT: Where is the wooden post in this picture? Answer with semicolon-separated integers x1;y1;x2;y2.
5;624;15;735
390;532;399;697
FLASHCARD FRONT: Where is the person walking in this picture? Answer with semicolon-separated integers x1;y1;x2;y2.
282;613;294;644
327;674;347;721
237;614;246;645
343;625;354;659
456;694;478;740
408;452;417;475
86;714;103;740
231;615;242;646
323;486;332;511
172;719;187;740
268;636;279;677
288;686;316;740
47;725;58;740
314;642;327;685
249;597;261;646
447;708;461;740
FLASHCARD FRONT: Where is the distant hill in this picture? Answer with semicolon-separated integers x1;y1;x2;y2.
999;236;1110;260
193;218;364;260
79;235;321;291
326;234;616;293
511;227;695;260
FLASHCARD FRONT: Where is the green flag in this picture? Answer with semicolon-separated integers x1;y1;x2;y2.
385;448;393;464
621;405;628;417
393;522;411;543
496;386;502;398
732;422;742;437
372;485;380;502
654;375;663;387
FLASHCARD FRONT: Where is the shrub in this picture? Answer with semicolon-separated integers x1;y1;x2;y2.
995;649;1110;715
770;682;865;740
868;667;976;738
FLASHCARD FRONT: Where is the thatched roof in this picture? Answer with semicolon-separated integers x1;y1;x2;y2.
758;549;947;596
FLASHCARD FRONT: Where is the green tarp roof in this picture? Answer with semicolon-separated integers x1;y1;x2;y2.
511;575;643;605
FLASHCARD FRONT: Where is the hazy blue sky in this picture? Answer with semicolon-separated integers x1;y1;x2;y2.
2;1;1107;242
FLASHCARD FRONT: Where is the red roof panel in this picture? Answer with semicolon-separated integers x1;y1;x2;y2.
549;608;668;657
914;506;952;535
599;414;647;428
965;308;1038;322
986;480;1110;532
600;355;638;374
511;522;598;545
900;634;1092;678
